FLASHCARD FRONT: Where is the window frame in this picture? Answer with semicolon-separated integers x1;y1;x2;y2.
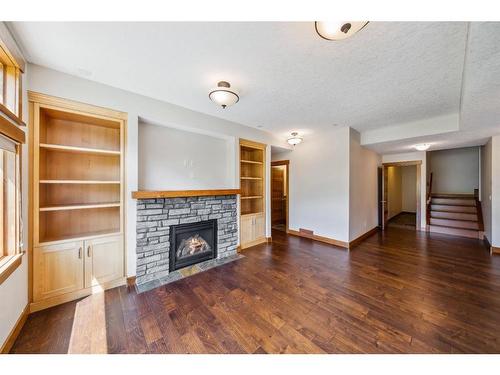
0;30;25;285
0;137;22;285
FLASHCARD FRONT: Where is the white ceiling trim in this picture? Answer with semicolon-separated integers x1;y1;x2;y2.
361;113;459;146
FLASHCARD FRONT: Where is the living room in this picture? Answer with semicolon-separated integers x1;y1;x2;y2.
1;0;500;373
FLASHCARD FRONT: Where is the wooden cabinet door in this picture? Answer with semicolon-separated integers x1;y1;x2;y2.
240;214;254;246
254;213;265;240
33;241;84;301
85;235;123;288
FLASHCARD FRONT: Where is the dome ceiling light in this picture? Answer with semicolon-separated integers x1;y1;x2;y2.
315;21;369;41
287;132;303;146
209;81;239;109
415;143;431;151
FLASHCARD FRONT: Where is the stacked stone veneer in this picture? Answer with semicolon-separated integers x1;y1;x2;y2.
135;195;238;285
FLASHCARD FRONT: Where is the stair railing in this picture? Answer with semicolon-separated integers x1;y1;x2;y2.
426;172;433;226
474;189;485;232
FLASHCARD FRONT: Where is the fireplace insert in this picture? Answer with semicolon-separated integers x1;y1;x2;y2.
169;219;217;271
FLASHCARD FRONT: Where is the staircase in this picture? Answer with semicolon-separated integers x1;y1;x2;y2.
428;194;484;239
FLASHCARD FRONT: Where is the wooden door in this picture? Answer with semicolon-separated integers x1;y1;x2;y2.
33;240;84;301
271;166;285;225
382;166;389;230
85;235;123;288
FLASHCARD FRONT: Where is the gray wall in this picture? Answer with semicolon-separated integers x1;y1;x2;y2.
429;147;479;194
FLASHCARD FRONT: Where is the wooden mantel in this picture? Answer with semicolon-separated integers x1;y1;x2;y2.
132;189;241;199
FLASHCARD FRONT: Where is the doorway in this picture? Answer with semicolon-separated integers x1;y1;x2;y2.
381;162;421;231
271;160;289;232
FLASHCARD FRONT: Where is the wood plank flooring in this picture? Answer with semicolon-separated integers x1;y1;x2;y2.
10;227;500;353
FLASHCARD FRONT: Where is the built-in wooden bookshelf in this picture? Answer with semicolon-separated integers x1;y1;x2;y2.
35;105;123;244
29;92;126;312
239;139;266;249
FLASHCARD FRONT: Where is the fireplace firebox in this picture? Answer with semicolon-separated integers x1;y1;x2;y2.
169;219;218;271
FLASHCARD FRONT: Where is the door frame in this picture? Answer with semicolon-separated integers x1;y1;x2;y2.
271;160;289;233
382;161;422;231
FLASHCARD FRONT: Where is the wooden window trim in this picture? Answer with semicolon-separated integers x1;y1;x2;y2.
0;253;22;285
0;27;25;285
0;102;25;127
0;28;25;127
0;113;25;144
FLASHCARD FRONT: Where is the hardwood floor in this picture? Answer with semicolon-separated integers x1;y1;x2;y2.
11;227;500;353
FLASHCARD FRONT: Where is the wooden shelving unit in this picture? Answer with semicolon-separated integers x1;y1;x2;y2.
39;143;121;156
39;202;121;212
29;92;127;312
239;139;266;249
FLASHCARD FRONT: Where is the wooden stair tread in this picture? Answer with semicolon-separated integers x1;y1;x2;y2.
429;218;479;230
430;205;477;213
430;215;478;222
430;201;476;207
428;225;481;239
431;194;474;198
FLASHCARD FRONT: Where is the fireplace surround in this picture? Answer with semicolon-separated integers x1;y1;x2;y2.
135;193;238;285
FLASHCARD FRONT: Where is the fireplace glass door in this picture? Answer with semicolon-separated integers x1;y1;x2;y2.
169;219;217;270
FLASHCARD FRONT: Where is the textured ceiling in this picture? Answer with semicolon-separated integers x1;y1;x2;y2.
8;21;500;152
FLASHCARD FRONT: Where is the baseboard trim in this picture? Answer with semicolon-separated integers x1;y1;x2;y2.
349;227;379;249
491;245;500;255
266;236;272;243
236;245;242;253
126;276;136;287
287;228;349;249
287;227;379;250
1;303;29;354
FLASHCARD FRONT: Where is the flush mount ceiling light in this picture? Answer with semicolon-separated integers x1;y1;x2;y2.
287;132;303;146
415;143;431;151
314;21;369;41
209;81;239;109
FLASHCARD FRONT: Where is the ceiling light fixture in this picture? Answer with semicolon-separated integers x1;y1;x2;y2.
314;21;369;41
287;132;303;146
414;143;431;151
209;81;239;109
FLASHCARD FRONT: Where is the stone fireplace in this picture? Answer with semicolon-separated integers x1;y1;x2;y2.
134;192;239;285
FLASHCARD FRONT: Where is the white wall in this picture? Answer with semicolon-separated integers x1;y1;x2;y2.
27;64;287;277
402;165;417;213
138;121;232;190
382;152;427;229
0;257;28;346
492;136;500;247
481;139;492;243
428;146;479;194
272;127;350;242
480;136;500;248
272;127;379;243
349;129;380;241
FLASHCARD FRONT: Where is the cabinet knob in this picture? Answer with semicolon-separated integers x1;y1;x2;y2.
87;246;92;257
78;247;82;259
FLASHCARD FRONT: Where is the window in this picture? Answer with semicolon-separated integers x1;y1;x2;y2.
0;134;20;256
0;42;22;123
0;131;22;284
0;31;24;285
